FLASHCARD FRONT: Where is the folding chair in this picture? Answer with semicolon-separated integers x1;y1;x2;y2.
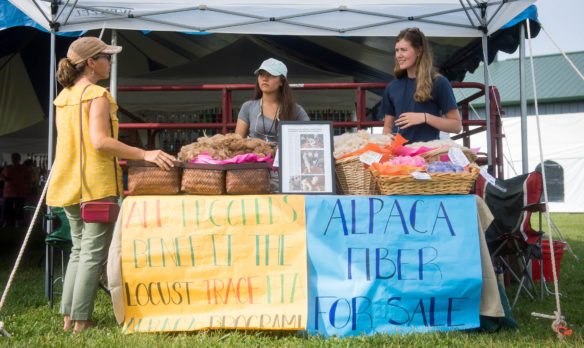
24;205;72;308
475;169;545;307
43;207;72;309
44;206;112;308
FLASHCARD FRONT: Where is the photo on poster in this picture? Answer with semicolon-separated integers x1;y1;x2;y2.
300;134;324;149
278;121;335;194
301;150;325;175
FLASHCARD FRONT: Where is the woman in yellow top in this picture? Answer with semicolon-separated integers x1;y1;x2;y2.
47;37;175;332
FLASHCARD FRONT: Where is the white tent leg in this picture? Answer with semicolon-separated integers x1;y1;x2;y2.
481;34;493;173
45;30;57;300
519;23;528;174
110;30;118;101
48;32;56;170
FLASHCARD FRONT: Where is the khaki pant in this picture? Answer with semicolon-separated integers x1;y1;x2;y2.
60;201;115;321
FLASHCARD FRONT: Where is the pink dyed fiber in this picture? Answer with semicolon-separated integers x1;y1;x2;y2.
190;153;273;165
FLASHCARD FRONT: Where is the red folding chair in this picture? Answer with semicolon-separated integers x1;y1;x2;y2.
475;170;545;307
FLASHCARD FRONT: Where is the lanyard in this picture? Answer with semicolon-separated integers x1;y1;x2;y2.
256;98;281;142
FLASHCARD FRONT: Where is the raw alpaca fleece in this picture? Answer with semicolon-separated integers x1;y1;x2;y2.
333;130;392;159
178;133;275;162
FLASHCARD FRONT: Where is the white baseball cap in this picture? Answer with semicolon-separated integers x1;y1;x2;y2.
254;58;288;78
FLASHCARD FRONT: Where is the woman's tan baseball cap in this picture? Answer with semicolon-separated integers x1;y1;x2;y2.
67;37;122;65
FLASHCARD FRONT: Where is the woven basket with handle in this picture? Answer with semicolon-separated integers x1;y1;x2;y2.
335;155;380;195
370;164;479;195
419;146;477;164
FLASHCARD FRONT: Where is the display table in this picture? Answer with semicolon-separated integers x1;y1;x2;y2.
107;194;503;336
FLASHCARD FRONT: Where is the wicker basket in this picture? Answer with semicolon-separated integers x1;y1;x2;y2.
225;163;271;194
335;155;379;195
419;146;477;164
182;163;225;194
370;165;480;195
127;160;182;195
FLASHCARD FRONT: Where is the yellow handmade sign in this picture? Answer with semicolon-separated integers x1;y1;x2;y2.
119;195;307;333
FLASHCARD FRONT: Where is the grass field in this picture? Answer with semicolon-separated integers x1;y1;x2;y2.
0;213;582;347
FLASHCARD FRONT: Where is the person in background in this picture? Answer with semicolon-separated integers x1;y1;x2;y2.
47;36;175;332
235;58;310;192
23;158;41;198
380;27;462;143
0;153;29;227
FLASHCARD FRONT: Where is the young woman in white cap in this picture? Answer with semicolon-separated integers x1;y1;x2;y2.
47;36;175;332
235;58;309;192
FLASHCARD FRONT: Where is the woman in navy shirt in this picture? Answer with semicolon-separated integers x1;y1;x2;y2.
380;28;462;143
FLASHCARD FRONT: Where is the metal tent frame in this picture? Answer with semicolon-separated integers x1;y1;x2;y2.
8;0;535;303
6;0;535;173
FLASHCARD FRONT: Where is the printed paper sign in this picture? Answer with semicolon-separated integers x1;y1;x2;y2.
479;167;497;185
411;171;432;180
359;151;383;166
273;148;279;168
120;195;308;333
448;148;470;167
305;195;482;337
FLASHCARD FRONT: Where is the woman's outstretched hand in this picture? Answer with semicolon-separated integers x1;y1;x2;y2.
143;150;176;170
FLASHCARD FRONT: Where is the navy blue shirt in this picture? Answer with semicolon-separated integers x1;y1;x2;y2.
379;75;457;143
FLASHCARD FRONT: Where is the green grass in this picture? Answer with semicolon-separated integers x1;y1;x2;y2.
0;213;582;347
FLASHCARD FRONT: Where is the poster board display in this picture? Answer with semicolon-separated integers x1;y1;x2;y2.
119;195;308;333
305;195;483;337
110;194;489;336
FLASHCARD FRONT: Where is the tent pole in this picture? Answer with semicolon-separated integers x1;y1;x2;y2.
48;32;56;172
519;22;528;174
45;30;56;300
110;30;118;101
481;34;493;173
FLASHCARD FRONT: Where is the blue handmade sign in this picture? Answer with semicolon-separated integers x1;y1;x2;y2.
305;195;482;337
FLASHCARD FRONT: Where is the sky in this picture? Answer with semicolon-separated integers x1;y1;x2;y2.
498;0;584;60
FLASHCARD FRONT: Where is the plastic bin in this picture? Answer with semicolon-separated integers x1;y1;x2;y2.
532;240;567;282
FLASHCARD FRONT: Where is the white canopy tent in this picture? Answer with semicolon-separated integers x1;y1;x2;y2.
7;0;536;168
12;1;574;337
9;1;534;36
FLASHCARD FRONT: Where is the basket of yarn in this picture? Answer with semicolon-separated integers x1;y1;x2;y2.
370;160;479;196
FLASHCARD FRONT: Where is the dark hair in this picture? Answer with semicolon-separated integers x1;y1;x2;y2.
11;152;21;164
252;76;297;121
394;27;437;102
56;57;87;88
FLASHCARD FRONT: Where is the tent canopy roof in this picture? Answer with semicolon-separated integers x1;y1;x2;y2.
8;0;535;37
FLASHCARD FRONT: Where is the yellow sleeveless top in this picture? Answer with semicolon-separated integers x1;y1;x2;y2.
47;84;123;207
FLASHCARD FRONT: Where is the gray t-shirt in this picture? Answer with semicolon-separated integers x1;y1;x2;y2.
238;99;310;143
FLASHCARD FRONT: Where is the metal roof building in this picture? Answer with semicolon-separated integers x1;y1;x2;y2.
460;51;584;117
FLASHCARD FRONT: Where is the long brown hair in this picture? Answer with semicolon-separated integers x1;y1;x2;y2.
56;58;87;88
252;76;296;121
394;27;437;103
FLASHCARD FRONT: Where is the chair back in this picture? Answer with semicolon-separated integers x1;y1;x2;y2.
45;207;71;249
475;170;543;252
